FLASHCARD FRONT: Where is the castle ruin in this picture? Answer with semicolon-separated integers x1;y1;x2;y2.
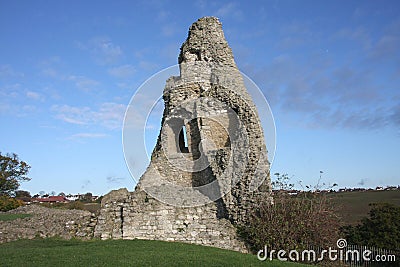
94;17;271;252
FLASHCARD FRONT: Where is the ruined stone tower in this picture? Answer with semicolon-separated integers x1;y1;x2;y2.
95;17;271;252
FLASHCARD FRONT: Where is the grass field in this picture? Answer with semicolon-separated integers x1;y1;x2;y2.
0;213;31;221
329;190;400;225
0;238;308;267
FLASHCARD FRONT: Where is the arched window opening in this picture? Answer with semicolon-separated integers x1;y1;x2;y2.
179;125;189;153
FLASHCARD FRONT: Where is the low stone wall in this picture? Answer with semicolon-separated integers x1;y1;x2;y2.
94;188;248;252
0;204;97;243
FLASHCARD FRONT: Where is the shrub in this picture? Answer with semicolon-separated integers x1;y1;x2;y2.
239;173;341;254
0;196;24;211
65;201;85;210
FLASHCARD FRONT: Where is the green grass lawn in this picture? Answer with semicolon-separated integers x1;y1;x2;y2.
0;213;31;221
0;238;308;267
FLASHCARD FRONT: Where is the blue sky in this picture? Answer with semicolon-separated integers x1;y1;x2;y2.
0;0;399;195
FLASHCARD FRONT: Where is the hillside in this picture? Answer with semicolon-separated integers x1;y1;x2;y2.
329;190;400;225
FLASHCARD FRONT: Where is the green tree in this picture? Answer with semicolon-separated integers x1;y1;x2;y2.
81;192;93;202
0;152;31;197
15;190;31;198
342;203;400;251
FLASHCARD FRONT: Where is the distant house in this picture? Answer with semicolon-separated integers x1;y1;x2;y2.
385;186;397;191
64;194;100;202
65;194;80;201
32;196;69;203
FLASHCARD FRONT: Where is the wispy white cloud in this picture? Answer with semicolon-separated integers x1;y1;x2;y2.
108;64;136;78
215;2;243;20
0;65;24;78
161;23;177;37
77;37;123;65
0;104;38;117
116;82;132;90
132;47;159;71
38;57;64;78
97;102;127;129
157;10;169;21
160;43;180;62
67;75;100;92
139;61;159;71
26;91;45;101
335;20;400;62
368;34;400;61
134;47;152;59
193;1;243;21
0;83;21;98
38;58;101;93
390;104;400;127
52;105;90;125
0;103;11;114
41;67;59;78
334;27;372;50
0;84;43;116
276;21;315;50
246;52;398;131
52;102;126;130
353;7;367;19
69;133;109;139
195;0;207;10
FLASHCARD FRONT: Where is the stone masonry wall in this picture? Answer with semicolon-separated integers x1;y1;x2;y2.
94;189;247;252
